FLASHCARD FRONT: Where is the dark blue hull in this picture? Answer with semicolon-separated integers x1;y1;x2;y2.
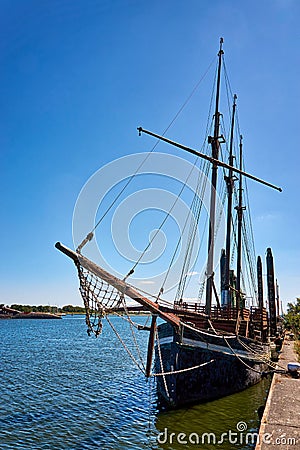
155;322;268;409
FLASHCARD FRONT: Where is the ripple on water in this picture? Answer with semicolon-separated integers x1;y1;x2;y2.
0;316;270;449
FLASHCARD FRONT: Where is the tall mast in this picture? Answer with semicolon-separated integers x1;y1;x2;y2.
257;254;265;341
235;135;244;309
224;94;237;306
257;255;264;309
276;279;280;319
266;247;277;336
205;37;224;316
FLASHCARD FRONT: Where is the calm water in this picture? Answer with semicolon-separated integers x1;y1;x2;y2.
0;316;270;449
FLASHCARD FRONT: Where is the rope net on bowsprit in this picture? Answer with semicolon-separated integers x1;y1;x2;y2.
77;265;123;337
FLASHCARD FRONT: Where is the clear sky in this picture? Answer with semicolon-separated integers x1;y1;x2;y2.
1;0;299;309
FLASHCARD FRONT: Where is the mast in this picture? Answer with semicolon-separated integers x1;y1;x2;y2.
224;94;237;306
276;279;280;318
205;37;224;316
220;248;226;305
257;254;265;340
266;247;277;336
235;135;245;309
257;255;264;309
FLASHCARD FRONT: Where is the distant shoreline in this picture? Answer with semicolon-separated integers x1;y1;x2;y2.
0;303;86;318
0;303;150;319
0;312;62;320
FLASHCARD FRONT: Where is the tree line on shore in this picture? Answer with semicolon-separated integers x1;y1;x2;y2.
9;304;86;314
284;297;300;358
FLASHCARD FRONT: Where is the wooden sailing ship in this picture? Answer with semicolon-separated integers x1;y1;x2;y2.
56;39;282;409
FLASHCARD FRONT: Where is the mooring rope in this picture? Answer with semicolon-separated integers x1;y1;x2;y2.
151;359;215;377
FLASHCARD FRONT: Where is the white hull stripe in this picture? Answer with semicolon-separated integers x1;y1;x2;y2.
156;336;263;362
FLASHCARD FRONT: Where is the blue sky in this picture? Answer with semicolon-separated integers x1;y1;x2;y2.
1;0;299;309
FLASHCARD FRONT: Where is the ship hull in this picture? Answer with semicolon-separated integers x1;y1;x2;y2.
155;322;268;409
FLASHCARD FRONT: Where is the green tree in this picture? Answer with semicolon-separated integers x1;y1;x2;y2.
61;305;85;313
62;305;76;312
10;304;32;313
284;298;300;338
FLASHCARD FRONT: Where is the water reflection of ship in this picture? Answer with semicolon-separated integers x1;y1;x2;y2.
154;377;271;449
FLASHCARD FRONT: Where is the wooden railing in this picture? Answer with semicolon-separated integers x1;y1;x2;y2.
173;301;251;321
250;306;268;328
173;301;206;314
173;302;270;340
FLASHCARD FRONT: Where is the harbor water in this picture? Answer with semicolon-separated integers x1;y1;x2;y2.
0;315;271;449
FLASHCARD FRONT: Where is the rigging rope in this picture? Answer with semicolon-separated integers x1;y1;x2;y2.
158;163;205;298
77;58;216;253
223;336;264;374
154;328;169;397
128;156;203;275
77;257;282;382
220;62;259;306
179;318;273;377
106;314;145;374
120;295;146;371
136;62;217;296
75;53;279;384
175;160;210;301
236;336;280;370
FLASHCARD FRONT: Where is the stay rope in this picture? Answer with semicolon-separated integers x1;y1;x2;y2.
105;314;145;374
154;328;169;397
128;157;202;275
77;57;216;254
222;60;258;304
223;336;264;374
120;294;146;371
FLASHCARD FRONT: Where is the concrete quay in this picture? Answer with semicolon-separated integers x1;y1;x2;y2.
256;338;300;449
